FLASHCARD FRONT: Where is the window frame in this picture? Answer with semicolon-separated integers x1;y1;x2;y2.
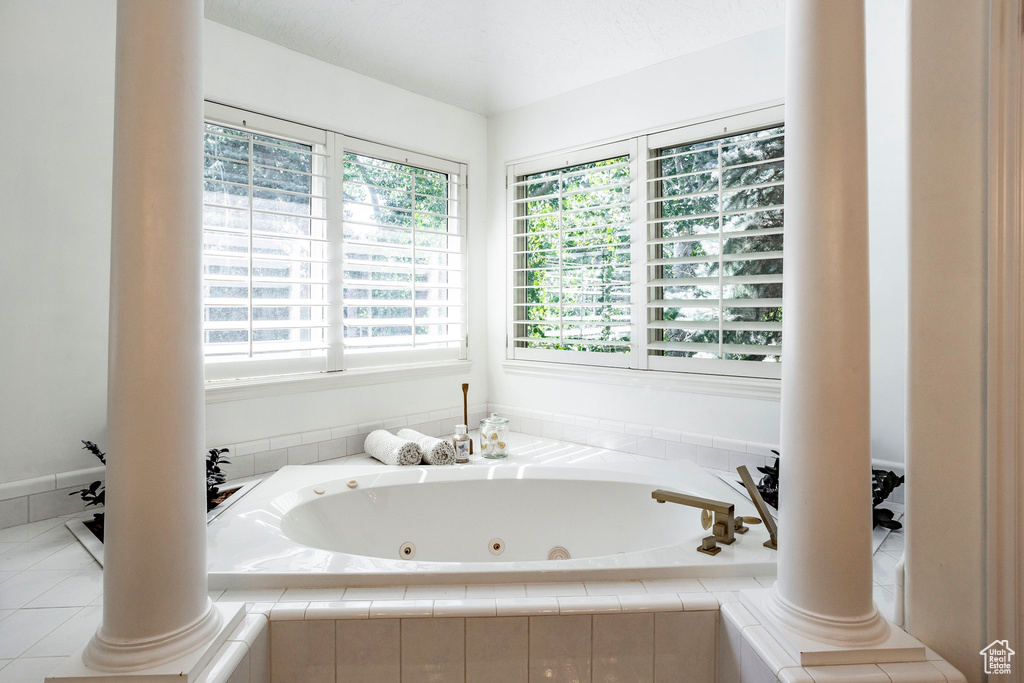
335;136;468;370
645;107;785;380
506;138;639;369
202;102;469;383
505;104;784;381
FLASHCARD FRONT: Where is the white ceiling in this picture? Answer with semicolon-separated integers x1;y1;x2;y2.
204;0;785;116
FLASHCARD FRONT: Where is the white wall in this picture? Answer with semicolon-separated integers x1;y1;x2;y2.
903;1;988;680
0;4;934;480
0;1;117;482
484;28;786;443
0;10;488;482
865;0;909;465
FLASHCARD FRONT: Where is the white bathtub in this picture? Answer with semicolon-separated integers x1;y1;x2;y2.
208;442;777;588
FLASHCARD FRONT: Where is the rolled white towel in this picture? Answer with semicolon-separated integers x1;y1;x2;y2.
397;428;456;466
363;430;423;466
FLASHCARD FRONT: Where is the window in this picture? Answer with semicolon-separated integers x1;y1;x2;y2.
506;106;783;380
202;117;329;379
646;123;784;378
202;103;467;381
509;140;637;368
340;141;466;368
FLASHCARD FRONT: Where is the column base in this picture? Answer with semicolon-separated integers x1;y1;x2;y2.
743;587;926;667
45;602;245;683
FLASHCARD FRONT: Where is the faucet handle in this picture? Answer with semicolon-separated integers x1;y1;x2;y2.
733;515;762;534
697;535;721;556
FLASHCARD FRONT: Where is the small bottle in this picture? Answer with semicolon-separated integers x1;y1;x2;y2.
453;424;471;464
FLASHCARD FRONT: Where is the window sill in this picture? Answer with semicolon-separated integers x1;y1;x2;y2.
500;359;780;401
205;359;473;403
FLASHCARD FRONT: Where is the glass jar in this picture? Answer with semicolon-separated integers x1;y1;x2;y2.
479;413;510;459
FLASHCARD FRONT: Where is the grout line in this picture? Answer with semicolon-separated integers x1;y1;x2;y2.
588;614;594;682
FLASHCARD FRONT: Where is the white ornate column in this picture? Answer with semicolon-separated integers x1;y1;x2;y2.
84;0;223;672
741;0;921;665
49;2;241;680
765;0;886;647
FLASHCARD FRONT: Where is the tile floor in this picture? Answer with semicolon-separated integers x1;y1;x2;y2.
0;434;905;682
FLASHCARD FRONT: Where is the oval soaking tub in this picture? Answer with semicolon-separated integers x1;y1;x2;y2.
282;477;706;563
207;457;777;588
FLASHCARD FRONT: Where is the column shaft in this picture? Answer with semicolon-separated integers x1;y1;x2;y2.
85;0;221;671
767;0;887;645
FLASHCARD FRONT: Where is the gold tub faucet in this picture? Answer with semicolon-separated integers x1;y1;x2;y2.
651;489;735;555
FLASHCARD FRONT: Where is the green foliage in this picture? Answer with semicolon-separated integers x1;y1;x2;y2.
202;123;325;355
515;126;786;362
519;156;631;352
655;127;784;361
341;153;456;344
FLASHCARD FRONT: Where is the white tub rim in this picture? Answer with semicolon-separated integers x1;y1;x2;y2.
207;456;777;589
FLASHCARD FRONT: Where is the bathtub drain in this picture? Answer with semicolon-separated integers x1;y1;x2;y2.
399;542;416;559
489;539;505;556
548;546;571;561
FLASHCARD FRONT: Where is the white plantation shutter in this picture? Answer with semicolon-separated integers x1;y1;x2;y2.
202;104;470;381
202;109;331;380
645;119;784;378
339;140;467;367
509;141;635;368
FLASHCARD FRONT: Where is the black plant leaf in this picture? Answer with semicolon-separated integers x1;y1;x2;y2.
755;452;780;509
871;469;905;530
73;441;233;520
81;440;106;464
752;450;905;531
206;447;231;511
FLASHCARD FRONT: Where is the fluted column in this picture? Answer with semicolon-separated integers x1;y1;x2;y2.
763;0;889;646
84;0;221;671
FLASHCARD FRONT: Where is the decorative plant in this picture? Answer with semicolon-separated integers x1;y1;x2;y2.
70;441;232;540
70;441;107;533
755;452;780;509
206;447;231;511
872;469;906;530
753;450;905;530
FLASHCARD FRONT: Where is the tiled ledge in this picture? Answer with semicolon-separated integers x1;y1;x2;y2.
0;467;105;530
210;577;768;614
719;600;966;683
197;612;268;683
1;401;905;531
488;402;905;504
488;401;780;473
259;592;720;621
0;404;488;531
238;578;744;622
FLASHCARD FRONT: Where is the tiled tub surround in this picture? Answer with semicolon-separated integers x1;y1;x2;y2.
0;402;906;533
261;591;720;683
207;448;777;588
0;447;939;682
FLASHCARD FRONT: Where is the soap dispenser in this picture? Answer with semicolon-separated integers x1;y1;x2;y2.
452;424;471;464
